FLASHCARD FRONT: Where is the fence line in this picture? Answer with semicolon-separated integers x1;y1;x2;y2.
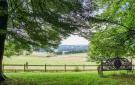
3;63;98;72
2;63;135;72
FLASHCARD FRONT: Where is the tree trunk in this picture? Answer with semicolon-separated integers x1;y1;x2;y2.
0;0;8;81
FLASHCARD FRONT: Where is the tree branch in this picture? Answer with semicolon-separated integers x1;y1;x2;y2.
87;16;128;28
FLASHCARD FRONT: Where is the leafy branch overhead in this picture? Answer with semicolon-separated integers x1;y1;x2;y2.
4;0;100;56
2;0;135;57
7;0;81;46
88;0;135;61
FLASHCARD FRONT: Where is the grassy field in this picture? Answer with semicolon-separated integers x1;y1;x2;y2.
2;53;135;85
3;71;135;85
3;53;96;65
3;53;135;71
3;53;98;71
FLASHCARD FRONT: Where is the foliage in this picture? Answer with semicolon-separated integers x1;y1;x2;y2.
88;0;135;61
4;39;32;57
3;0;135;58
88;27;125;61
2;0;83;56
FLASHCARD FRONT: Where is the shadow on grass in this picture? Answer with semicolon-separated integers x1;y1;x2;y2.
0;80;22;85
0;79;32;85
0;80;85;85
111;73;135;80
98;71;135;79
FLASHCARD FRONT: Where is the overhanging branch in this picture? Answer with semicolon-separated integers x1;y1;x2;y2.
87;16;128;29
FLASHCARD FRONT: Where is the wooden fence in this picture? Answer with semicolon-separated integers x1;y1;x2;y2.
2;63;135;72
2;63;98;72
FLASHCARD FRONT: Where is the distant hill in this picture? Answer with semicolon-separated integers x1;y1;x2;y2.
54;45;88;54
34;45;88;54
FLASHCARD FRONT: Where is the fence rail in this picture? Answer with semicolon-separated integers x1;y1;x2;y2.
3;63;98;72
2;63;135;72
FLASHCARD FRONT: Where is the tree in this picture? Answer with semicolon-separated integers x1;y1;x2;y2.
0;0;8;81
88;27;128;61
88;0;135;61
2;0;135;81
0;0;83;81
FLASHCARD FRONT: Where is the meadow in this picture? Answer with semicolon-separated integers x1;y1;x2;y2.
2;53;135;85
3;53;96;65
3;71;135;85
3;53;135;72
2;53;98;72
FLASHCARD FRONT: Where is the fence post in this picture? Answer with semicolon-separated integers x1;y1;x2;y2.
2;64;4;72
26;62;28;70
65;64;66;72
83;65;85;71
24;64;26;72
45;64;46;72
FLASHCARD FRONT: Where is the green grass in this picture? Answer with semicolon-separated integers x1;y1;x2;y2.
4;71;135;85
3;53;135;85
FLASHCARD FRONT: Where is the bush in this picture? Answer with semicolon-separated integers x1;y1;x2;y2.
74;66;80;72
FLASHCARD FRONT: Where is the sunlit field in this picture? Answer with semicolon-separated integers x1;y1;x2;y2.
3;53;96;65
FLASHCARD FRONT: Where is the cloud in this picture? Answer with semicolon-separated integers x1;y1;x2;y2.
61;35;89;45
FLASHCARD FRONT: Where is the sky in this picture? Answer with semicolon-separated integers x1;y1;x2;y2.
61;35;89;45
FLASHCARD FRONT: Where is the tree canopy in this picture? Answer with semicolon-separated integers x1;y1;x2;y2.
1;0;88;80
1;0;135;60
2;0;84;56
88;0;135;61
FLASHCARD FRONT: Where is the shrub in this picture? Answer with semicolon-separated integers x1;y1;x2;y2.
74;66;80;72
